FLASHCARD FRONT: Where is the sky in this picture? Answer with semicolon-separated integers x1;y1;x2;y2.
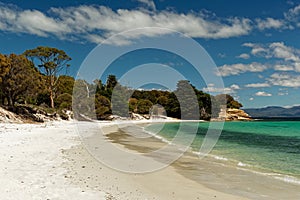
1;0;300;108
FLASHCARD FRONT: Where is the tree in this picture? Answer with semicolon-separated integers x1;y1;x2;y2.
156;96;168;106
106;75;118;89
0;54;41;107
128;98;138;112
72;79;93;118
215;94;242;109
0;54;10;105
95;94;111;119
137;99;153;114
174;80;199;120
55;93;72;110
56;75;75;96
24;46;71;108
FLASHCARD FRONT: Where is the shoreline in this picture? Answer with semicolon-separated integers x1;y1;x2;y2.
100;122;300;199
142;122;300;186
65;121;250;199
1;120;299;199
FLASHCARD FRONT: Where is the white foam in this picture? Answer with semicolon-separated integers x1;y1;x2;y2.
213;155;229;161
274;175;300;185
237;162;248;167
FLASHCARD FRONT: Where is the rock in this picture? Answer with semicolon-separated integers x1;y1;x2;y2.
0;107;23;123
0;105;73;123
226;108;252;121
212;106;252;121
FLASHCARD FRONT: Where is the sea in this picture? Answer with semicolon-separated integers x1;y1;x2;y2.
144;120;300;186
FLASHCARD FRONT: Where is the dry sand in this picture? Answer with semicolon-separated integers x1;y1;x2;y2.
0;121;250;199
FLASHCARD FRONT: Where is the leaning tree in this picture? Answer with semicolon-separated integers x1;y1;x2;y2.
24;47;71;108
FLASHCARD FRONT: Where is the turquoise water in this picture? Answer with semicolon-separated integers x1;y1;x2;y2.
145;121;300;181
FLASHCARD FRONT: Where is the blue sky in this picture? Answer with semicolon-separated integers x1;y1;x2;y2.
1;0;300;108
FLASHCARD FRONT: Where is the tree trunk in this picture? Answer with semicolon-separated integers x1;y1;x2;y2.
8;97;13;107
50;89;54;108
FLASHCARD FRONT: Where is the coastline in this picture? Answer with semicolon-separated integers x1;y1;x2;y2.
1;120;299;199
64;120;249;200
100;121;300;199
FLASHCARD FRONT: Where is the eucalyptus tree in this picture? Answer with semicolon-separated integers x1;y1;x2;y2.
24;46;71;108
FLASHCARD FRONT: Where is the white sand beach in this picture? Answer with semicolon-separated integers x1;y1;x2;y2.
0;121;250;200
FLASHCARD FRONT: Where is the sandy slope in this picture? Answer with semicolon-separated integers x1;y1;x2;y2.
0;121;248;200
0;122;106;200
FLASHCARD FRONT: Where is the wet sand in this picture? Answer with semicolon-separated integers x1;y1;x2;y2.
102;124;300;200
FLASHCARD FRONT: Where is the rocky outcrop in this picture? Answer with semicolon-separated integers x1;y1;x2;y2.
0;107;23;123
225;108;252;121
0;105;73;123
212;106;252;121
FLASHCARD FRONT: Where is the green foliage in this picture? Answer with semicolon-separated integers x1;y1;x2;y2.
128;98;138;112
106;75;118;89
95;94;110;119
1;47;243;121
174;80;199;120
24;46;71;108
37;92;51;106
215;94;243;109
111;84;130;117
0;54;42;107
56;75;75;96
55;93;72;110
137;99;153;114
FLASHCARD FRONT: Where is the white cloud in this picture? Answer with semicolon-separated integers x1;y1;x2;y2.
237;53;250;59
202;84;240;94
255;91;272;97
242;43;269;57
256;17;285;30
216;62;268;76
249;97;254;101
284;4;300;26
273;64;294;71
269;42;300;62
0;4;253;45
268;73;300;87
245;83;270;88
243;42;300;72
135;0;156;10
0;6;70;37
230;84;240;90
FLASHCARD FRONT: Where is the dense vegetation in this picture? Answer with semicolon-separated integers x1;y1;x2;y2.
0;46;242;120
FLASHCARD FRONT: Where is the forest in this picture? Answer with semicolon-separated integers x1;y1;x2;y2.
0;46;242;120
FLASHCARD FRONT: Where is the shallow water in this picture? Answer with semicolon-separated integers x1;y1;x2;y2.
144;121;300;199
146;121;300;179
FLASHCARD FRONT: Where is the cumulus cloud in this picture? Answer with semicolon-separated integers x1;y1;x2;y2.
256;17;285;30
237;53;250;59
242;43;269;57
267;73;300;87
0;5;70;37
216;62;268;76
245;83;270;88
255;91;272;97
0;4;253;45
243;42;300;72
273;64;294;71
202;84;240;94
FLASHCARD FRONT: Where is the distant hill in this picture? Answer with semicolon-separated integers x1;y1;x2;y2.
244;106;300;118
